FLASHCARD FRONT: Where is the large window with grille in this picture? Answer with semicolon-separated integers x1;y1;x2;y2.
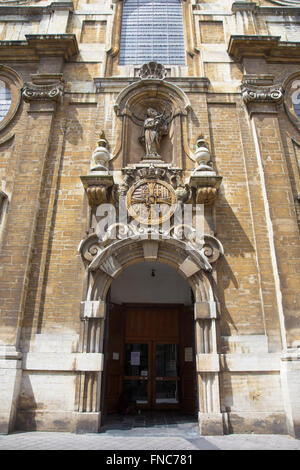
119;0;186;65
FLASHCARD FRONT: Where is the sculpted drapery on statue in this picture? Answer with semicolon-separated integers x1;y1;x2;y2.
140;107;169;159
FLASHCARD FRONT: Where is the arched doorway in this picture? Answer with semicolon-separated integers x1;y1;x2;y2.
77;234;224;434
102;261;196;418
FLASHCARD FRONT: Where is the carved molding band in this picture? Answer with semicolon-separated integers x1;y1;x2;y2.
241;84;283;105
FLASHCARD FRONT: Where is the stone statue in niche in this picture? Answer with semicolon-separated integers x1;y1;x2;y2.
139;107;169;159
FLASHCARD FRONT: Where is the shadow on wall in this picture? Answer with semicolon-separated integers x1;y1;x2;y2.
15;373;38;432
215;196;255;336
19;103;85;348
65;105;84;146
215;257;238;336
216;195;255;258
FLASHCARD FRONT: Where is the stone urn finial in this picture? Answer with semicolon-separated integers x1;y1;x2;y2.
194;136;215;174
90;131;111;173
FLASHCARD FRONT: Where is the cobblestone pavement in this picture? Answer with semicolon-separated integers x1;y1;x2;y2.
0;413;300;450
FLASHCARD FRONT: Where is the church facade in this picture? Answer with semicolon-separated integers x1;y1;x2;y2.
0;0;300;437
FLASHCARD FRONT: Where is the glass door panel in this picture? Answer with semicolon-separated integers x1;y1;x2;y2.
124;343;149;406
122;379;148;405
156;344;178;377
122;342;180;408
154;343;180;407
125;343;148;377
155;380;179;404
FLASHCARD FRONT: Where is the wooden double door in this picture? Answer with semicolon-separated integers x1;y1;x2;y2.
103;304;195;414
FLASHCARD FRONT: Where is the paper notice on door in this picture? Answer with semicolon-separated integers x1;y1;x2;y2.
184;347;193;362
131;351;140;366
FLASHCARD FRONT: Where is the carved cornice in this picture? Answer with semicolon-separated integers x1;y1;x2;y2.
0;34;78;62
281;348;300;361
94;77;209;95
232;1;300;13
241;83;283;105
242;74;274;87
0;2;74;13
232;2;256;12
228;35;300;63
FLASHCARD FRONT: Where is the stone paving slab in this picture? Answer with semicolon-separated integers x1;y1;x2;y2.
0;432;299;450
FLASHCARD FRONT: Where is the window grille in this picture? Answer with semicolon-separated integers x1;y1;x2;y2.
119;0;186;65
0;81;11;123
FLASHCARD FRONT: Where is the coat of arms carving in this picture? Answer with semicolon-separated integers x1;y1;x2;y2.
126;179;176;225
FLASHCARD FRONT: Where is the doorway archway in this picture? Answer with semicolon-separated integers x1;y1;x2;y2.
77;234;224;435
103;261;196;417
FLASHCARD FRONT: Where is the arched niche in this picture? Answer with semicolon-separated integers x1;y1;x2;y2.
111;77;194;168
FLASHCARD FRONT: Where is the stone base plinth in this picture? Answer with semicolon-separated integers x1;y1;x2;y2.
222;412;287;435
75;412;102;434
281;351;300;438
198;412;224;435
0;353;22;434
15;410;102;434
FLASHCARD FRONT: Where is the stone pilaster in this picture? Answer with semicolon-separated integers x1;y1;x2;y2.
281;350;300;438
74;300;106;432
0;74;63;433
242;79;300;437
194;300;223;435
